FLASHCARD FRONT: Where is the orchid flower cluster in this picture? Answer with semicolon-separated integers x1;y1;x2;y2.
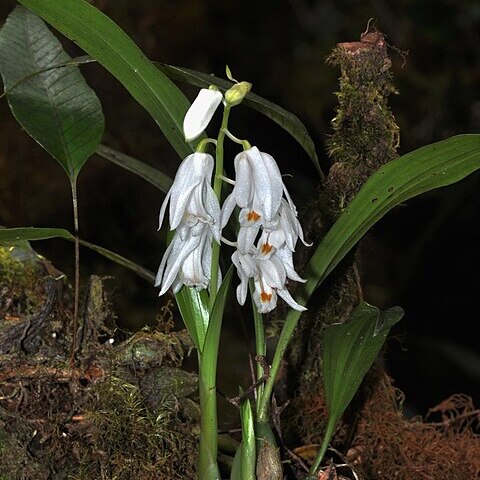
155;81;308;313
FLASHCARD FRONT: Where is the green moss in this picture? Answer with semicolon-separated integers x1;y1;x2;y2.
0;245;45;317
70;376;197;479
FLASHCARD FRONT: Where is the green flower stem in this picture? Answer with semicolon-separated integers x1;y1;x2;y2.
197;105;231;479
257;308;303;421
198;351;221;480
209;105;231;311
250;280;265;405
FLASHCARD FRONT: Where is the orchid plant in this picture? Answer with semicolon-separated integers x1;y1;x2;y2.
0;2;479;480
154;77;311;477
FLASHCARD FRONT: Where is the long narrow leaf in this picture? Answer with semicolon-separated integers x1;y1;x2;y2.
0;6;104;180
0;227;74;243
303;134;480;300
0;227;155;283
96;144;173;193
157;63;322;177
18;0;195;159
289;134;480;344
77;239;155;283
202;266;234;365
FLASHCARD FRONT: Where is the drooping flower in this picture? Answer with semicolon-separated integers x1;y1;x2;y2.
155;222;213;295
232;247;306;313
183;87;223;142
156;151;220;295
221;146;284;229
221;146;306;254
221;146;309;313
158;151;220;240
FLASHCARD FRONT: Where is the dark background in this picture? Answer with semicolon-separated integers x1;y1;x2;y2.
0;0;479;419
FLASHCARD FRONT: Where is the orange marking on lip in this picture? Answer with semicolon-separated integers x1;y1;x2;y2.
261;243;273;254
247;210;261;222
260;291;272;303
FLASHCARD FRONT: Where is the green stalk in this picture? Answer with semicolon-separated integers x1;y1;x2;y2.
209;105;231;310
250;280;265;406
197;105;231;479
69;179;80;368
257;309;302;421
198;350;221;480
307;422;335;477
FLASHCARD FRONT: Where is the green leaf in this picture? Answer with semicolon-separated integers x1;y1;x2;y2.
0;55;95;100
96;144;173;194
230;443;243;480
323;302;403;424
77;238;155;283
202;266;234;363
18;0;195;159
0;227;74;243
0;227;155;283
157;63;322;177
239;394;256;480
175;287;210;352
0;7;104;180
309;302;403;474
303;135;480;302
230;389;256;480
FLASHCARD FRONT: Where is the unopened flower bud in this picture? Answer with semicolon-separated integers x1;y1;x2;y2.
224;81;252;107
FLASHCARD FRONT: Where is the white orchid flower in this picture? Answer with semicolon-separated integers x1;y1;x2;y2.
221;146;284;228
155;222;213;295
221;147;305;253
183;88;223;142
158;151;221;241
156;151;222;296
232;248;306;313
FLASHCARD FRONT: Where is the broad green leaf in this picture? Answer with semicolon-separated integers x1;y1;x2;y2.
260;134;480;422
157;63;322;177
0;227;155;283
96;144;173;194
0;55;95;100
18;0;195;159
323;303;403;424
0;7;104;180
175;287;210;352
309;302;403;475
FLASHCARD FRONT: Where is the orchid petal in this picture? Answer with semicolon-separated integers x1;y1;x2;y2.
158;188;172;231
233;151;254;209
158;231;201;295
183;88;223;142
220;192;237;228
277;287;307;312
237;225;261;254
276;246;306;283
255;150;284;220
